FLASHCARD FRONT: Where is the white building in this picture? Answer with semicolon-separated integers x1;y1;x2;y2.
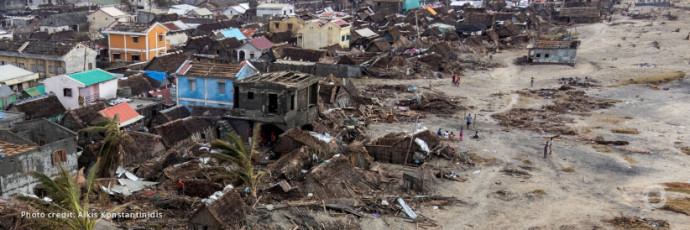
44;69;118;110
222;3;250;18
189;8;214;18
88;7;131;32
0;64;39;92
256;3;295;17
168;4;199;15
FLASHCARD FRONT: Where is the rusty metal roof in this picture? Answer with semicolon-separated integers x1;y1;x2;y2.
238;71;316;87
533;39;579;49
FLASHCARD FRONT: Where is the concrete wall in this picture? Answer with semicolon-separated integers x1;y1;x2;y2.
97;79;118;101
257;5;295;17
0;120;78;197
167;32;189;47
39;26;70;34
297;22;350;49
44;75;84;110
268;17;303;34
63;45;98;75
88;10;130;32
0;53;66;79
237;44;262;61
529;48;577;65
177;77;236;108
315;63;361;78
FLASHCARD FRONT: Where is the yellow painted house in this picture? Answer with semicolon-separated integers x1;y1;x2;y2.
297;19;351;49
269;16;303;34
103;22;170;62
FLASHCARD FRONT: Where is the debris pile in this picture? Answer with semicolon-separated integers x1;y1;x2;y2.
492;87;618;135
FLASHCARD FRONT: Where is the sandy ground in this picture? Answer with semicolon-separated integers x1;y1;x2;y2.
354;6;690;229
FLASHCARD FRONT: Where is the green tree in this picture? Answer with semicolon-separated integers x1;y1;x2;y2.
79;115;130;178
17;163;126;229
211;125;264;199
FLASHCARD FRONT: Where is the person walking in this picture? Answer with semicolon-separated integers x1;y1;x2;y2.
457;75;461;85
452;75;457;86
248;129;253;145
459;128;464;141
549;138;554;156
466;114;473;129
177;180;184;195
444;130;450;139
437;128;443;136
531;77;535;88
543;141;549;159
449;132;455;141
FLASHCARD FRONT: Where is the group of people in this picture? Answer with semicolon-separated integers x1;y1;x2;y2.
438;128;463;141
451;74;461;86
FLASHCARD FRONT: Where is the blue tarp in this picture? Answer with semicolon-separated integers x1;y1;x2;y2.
220;28;246;40
144;71;167;82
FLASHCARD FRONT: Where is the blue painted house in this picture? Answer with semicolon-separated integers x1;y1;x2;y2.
175;61;259;108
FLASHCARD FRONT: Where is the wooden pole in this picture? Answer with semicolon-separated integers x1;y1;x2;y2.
403;115;420;167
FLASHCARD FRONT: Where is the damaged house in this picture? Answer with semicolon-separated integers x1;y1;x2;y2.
0;119;79;197
365;130;442;164
527;39;580;66
153;117;215;149
7;95;66;122
227;71;320;136
175;61;260;108
0;40;98;78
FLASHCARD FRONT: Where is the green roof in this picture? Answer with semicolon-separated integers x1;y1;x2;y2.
92;0;122;5
23;85;45;97
67;69;117;86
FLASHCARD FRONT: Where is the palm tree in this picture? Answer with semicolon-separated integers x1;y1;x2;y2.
211;125;264;199
17;163;127;230
79;115;130;178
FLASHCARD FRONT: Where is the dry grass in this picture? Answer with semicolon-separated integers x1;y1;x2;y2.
531;189;546;195
598;115;633;124
616;146;651;154
619;154;636;165
666;188;690;195
663;182;690;189
680;146;690;155
662;198;690;215
593;144;614;153
561;167;575;173
611;128;640;134
604;215;670;230
610;71;686;87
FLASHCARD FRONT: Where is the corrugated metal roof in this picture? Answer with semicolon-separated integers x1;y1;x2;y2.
257;3;290;9
99;102;144;127
355;28;378;38
248;36;273;50
220;28;247;40
67;69;117;86
100;7;127;17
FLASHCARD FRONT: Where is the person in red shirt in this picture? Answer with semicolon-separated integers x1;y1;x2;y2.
177;180;184;195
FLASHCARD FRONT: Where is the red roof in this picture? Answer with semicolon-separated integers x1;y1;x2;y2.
333;20;350;27
150;88;174;105
248;36;273;51
240;28;257;38
162;22;181;31
98;102;142;126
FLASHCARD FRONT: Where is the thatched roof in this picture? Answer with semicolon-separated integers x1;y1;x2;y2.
183;117;213;135
119;74;154;96
464;12;495;27
161;104;191;121
10;95;66;120
272;128;338;154
154;119;190;148
189;105;227;117
559;7;601;18
194;191;246;228
64;102;107;130
281;47;326;62
428;42;454;58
